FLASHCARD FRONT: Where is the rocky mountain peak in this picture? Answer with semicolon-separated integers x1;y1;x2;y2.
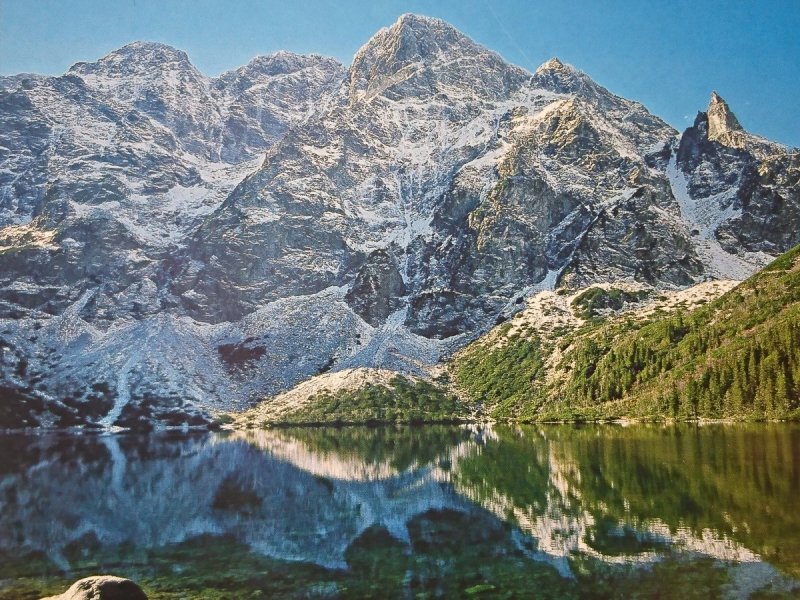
348;13;527;103
243;51;338;76
386;13;466;43
115;40;190;61
707;91;743;143
535;57;566;73
351;12;468;70
69;41;198;80
394;12;447;31
530;56;591;96
213;52;344;94
683;91;784;165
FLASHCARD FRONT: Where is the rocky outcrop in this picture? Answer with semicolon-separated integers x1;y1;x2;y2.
40;576;147;600
345;250;407;326
706;91;745;147
672;92;800;260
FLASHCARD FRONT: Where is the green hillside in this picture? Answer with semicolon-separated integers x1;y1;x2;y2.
453;244;800;422
243;375;474;426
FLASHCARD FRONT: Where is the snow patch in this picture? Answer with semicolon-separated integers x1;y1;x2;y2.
666;152;769;280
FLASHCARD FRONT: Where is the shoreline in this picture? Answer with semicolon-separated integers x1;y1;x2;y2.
4;415;798;435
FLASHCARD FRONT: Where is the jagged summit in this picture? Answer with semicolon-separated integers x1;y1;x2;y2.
352;12;471;64
348;13;528;102
707;90;744;143
530;56;595;97
114;40;189;58
394;12;450;30
69;41;196;77
535;57;566;73
215;51;343;89
699;90;783;156
380;12;474;46
241;50;338;71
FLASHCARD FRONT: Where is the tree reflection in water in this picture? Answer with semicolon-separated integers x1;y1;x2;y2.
0;424;798;598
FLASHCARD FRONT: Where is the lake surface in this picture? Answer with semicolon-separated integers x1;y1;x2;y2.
1;424;799;599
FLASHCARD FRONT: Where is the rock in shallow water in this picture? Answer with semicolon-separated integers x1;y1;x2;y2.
40;576;147;600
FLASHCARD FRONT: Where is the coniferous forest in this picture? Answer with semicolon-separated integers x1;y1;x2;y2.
454;243;800;422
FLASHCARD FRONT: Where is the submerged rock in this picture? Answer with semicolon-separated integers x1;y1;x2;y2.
40;576;147;600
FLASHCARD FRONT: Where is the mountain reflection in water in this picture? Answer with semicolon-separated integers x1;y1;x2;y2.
1;424;798;599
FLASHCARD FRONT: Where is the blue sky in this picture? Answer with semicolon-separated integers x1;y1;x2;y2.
2;0;799;146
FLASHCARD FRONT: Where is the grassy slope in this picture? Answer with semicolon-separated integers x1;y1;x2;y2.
453;244;800;421
244;375;474;426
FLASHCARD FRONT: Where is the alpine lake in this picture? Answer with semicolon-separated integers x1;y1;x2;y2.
1;423;799;599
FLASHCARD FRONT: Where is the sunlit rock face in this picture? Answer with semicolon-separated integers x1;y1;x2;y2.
1;15;798;428
41;576;148;600
669;92;800;265
706;91;744;146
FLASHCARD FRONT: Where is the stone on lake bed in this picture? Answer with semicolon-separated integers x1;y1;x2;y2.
40;576;147;600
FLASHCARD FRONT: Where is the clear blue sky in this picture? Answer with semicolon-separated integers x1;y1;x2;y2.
2;0;799;146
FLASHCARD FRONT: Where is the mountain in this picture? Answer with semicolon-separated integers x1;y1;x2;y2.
0;42;344;428
0;14;798;429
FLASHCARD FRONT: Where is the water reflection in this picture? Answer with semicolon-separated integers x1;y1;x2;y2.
1;424;799;598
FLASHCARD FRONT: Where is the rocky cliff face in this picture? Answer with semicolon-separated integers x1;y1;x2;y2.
663;93;800;275
0;14;797;428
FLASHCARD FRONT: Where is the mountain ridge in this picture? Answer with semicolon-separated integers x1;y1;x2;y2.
0;14;798;429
